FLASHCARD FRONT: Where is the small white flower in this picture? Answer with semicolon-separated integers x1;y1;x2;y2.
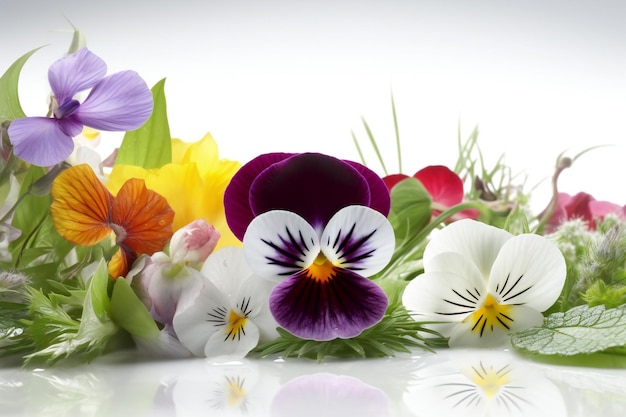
402;219;566;347
173;247;278;361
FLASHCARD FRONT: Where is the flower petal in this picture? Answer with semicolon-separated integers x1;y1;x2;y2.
108;246;137;279
200;247;278;342
449;304;544;347
48;48;106;103
243;210;320;281
321;205;395;277
249;153;371;231
76;70;153;131
488;233;566;311
402;252;486;323
50;164;114;246
203;320;261;361
382;173;409;190
269;268;388;340
173;279;231;356
111;178;174;255
414;165;464;208
344;160;391;216
8;117;76;166
224;152;293;240
423;219;512;279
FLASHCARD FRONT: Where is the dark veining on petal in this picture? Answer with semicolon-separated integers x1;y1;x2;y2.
268;268;388;340
261;225;315;275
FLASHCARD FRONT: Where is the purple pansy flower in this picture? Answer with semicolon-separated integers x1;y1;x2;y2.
225;152;394;340
8;48;153;166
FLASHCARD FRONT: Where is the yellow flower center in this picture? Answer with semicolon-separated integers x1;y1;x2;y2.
225;376;247;408
305;252;336;282
468;294;513;337
471;365;511;398
225;310;248;341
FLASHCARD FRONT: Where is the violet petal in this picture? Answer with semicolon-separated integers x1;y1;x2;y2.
269;268;388;340
76;70;153;131
224;152;293;240
48;48;107;103
8;117;75;166
345;160;391;216
249;153;370;231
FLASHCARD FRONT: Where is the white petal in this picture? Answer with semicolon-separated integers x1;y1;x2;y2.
243;210;319;281
488;234;566;311
204;320;260;362
424;219;512;280
320;205;395;277
402;253;487;329
172;280;231;357
449;305;544;348
201;246;255;298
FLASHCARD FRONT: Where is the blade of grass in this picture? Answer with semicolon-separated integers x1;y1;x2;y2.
351;130;367;166
391;93;402;173
362;117;388;175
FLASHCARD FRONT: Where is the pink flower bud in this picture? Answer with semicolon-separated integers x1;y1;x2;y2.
169;219;220;264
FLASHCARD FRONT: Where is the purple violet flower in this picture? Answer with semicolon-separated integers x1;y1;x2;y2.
8;48;153;166
225;153;394;340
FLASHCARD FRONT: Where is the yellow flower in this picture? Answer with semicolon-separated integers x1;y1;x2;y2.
106;133;241;249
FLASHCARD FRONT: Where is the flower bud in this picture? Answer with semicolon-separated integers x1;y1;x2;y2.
169;219;220;265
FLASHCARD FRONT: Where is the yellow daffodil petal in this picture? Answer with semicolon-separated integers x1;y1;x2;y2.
107;134;242;250
51;164;114;246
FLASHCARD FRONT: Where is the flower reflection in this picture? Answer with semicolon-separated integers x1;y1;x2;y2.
271;373;391;417
172;359;279;416
403;350;567;417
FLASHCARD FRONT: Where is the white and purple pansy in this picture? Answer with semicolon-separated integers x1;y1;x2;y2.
225;152;395;341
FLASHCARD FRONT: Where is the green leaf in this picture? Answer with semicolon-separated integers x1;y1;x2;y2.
0;47;42;122
24;261;119;364
116;78;171;169
511;304;626;360
387;177;432;243
110;277;160;340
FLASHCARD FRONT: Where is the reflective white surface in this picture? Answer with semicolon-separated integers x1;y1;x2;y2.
1;349;625;416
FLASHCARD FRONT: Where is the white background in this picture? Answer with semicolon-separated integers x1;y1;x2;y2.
2;0;626;213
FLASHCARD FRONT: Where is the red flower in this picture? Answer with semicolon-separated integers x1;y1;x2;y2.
545;192;626;232
383;165;478;220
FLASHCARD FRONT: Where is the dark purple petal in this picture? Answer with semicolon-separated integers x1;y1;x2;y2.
250;153;371;231
76;70;153;131
224;152;293;240
269;267;388;340
344;160;391;216
8;117;75;166
48;48;106;104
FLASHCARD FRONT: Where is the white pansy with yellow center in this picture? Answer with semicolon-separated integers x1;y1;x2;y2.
173;247;278;361
402;219;566;347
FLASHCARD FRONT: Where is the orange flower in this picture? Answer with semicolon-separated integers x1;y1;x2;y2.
51;164;174;278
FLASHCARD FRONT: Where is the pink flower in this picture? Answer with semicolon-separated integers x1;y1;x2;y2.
383;165;479;220
169;219;221;265
545;192;626;232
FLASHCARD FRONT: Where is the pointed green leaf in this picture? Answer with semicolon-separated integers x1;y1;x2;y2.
116;78;171;169
110;277;160;340
0;47;43;122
